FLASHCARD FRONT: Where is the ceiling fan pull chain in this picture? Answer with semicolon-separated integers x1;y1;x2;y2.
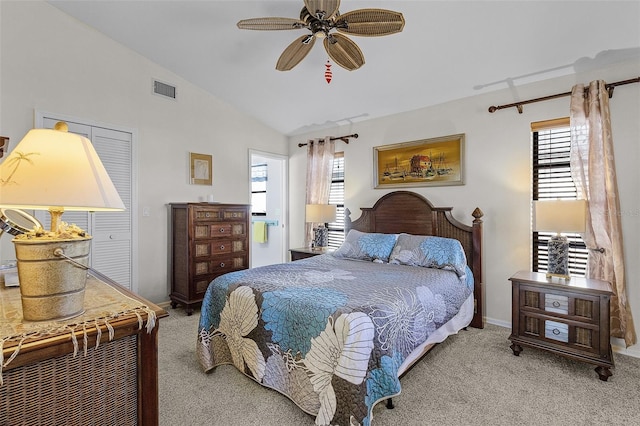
325;60;333;84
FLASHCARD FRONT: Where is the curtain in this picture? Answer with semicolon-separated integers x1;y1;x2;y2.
569;80;636;347
305;136;335;246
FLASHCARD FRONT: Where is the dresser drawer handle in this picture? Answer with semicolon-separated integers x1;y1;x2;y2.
553;301;561;308
220;245;225;250
220;262;225;268
552;328;561;335
205;212;211;218
219;228;225;233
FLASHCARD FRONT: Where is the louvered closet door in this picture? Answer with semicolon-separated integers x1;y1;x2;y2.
40;117;134;291
91;127;133;290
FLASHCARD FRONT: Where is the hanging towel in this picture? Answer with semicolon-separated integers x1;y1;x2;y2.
253;221;267;243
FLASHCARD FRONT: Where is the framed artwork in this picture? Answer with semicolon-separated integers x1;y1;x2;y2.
373;133;465;188
190;152;212;185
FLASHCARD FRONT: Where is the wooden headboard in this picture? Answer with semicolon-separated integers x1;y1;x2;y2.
345;191;484;329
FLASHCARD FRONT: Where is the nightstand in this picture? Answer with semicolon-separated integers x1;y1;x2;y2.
289;246;334;261
1;271;168;424
508;271;614;381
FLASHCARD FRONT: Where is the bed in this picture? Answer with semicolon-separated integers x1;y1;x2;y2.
197;191;484;426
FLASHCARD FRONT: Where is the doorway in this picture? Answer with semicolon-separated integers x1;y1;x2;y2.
249;150;288;267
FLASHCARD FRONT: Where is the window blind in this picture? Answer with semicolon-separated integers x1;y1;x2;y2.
327;153;345;248
532;120;587;276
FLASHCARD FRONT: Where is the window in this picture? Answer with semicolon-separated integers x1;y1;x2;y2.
532;118;587;276
251;163;267;216
327;152;345;248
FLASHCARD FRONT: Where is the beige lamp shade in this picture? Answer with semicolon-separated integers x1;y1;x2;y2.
0;126;125;213
0;123;124;321
306;204;336;223
534;199;586;234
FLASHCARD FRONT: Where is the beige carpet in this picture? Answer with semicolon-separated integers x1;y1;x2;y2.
158;309;640;425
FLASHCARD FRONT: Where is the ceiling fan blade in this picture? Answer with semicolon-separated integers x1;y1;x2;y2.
237;17;305;31
323;33;364;71
335;9;405;36
304;0;340;20
276;35;316;71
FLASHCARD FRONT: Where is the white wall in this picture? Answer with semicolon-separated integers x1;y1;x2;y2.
0;2;288;303
288;59;640;356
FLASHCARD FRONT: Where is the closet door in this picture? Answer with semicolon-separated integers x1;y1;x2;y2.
91;127;133;290
40;117;134;291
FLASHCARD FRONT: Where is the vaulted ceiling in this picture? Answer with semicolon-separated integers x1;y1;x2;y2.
49;1;640;136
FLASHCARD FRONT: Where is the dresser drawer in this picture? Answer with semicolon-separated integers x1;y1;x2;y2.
196;240;247;256
545;294;569;314
194;223;248;239
544;320;569;343
193;256;248;276
222;208;248;220
193;207;223;221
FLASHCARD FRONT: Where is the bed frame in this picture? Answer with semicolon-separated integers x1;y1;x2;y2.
345;190;484;329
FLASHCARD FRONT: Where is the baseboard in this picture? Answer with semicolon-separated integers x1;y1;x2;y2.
486;317;640;359
486;317;511;329
611;338;640;358
157;300;172;310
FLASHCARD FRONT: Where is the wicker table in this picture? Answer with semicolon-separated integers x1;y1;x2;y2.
1;270;168;425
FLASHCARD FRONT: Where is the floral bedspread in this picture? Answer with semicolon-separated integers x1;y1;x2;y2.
197;254;472;426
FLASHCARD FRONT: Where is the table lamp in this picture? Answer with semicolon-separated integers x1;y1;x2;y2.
306;204;336;248
0;122;125;320
534;199;586;280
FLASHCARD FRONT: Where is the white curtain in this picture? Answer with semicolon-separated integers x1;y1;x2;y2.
570;80;636;347
305;136;335;247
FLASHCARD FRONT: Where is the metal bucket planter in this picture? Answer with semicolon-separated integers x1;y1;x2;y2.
14;237;91;321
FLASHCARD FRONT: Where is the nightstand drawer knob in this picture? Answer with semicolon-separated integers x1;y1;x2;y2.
220;262;225;268
552;328;561;335
220;245;225;250
220;228;225;233
553;301;561;308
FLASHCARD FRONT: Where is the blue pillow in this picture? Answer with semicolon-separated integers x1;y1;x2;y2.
389;234;467;277
333;229;398;262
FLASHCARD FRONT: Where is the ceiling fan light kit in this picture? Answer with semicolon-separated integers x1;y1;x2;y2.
237;0;405;71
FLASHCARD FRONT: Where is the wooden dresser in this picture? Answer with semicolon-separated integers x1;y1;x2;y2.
169;203;250;314
0;270;167;425
508;271;614;380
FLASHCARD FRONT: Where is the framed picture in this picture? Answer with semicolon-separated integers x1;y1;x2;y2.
189;152;212;185
373;133;465;188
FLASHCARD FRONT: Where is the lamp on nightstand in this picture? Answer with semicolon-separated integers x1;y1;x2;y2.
306;204;336;248
534;199;586;280
0;122;125;320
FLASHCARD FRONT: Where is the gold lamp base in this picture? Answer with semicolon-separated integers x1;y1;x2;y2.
14;237;91;321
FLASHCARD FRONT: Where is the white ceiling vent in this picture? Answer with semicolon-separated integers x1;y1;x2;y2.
153;79;176;100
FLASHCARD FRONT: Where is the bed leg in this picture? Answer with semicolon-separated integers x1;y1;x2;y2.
386;398;394;409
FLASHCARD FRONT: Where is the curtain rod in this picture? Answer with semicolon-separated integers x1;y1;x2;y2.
488;76;640;114
298;133;358;147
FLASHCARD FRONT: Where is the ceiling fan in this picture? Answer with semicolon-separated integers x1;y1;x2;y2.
237;0;405;71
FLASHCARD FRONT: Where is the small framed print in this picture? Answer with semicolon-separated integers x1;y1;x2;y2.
190;152;212;185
